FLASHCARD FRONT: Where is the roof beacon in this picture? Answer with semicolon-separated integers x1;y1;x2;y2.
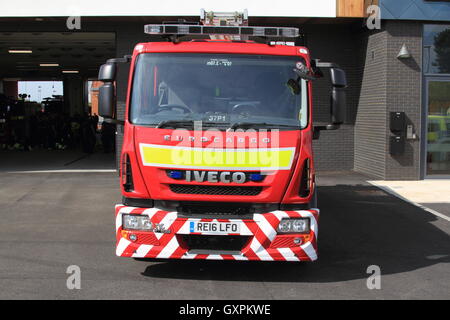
144;9;299;41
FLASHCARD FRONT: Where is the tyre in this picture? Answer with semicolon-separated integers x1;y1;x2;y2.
309;188;318;209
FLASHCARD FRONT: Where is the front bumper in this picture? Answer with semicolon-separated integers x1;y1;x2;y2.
115;205;319;262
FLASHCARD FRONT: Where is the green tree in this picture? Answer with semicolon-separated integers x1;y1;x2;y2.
434;28;450;74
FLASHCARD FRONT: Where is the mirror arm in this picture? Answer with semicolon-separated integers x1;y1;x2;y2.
314;60;341;69
313;124;341;140
103;118;125;125
107;55;131;64
315;124;340;131
293;69;318;81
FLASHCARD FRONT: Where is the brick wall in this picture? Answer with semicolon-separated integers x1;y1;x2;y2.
384;21;422;180
354;28;388;178
313;124;355;170
354;20;423;180
305;23;365;171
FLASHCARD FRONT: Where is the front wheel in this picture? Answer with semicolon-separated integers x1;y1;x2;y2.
309;188;318;209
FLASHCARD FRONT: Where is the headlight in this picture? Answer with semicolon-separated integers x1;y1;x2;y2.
122;214;153;230
277;218;310;234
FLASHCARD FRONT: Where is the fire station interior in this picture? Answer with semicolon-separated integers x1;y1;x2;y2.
0;32;117;171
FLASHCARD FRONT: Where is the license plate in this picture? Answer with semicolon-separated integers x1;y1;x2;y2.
190;221;240;234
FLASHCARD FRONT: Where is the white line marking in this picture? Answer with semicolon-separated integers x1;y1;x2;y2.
132;244;154;258
116;238;131;256
369;182;450;222
156;236;178;258
300;242;318;261
277;248;300;261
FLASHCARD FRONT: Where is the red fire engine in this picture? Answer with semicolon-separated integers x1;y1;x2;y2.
98;10;347;262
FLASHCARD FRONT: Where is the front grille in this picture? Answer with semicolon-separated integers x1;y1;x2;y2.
166;170;266;182
181;235;250;252
169;184;262;196
178;202;253;218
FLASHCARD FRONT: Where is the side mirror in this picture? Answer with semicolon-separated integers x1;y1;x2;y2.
330;68;347;87
312;61;348;136
329;68;347;125
97;55;130;122
98;62;117;119
98;63;116;82
99;83;115;118
331;87;346;124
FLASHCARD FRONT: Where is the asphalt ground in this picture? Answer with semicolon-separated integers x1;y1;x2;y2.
0;149;116;172
0;170;449;299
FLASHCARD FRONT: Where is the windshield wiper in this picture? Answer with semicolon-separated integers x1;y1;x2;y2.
229;122;299;130
156;120;194;128
156;120;298;130
157;120;230;129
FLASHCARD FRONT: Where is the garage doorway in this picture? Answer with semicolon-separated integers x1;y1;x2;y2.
0;32;116;172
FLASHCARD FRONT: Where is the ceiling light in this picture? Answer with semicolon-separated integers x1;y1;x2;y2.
9;49;33;54
40;63;59;67
62;70;79;73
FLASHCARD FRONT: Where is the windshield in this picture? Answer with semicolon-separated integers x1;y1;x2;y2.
130;53;308;129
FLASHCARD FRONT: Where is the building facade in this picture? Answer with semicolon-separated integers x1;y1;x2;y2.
0;0;449;179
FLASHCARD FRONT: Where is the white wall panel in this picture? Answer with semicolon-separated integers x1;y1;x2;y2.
0;0;336;18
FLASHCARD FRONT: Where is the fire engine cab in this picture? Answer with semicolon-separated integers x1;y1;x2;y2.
98;10;347;262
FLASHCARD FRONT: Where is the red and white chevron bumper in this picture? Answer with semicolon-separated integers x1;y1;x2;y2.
115;205;319;262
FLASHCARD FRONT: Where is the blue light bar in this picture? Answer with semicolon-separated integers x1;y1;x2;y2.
144;24;299;38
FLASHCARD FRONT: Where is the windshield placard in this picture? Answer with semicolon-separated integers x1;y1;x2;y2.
206;58;232;67
202;112;230;123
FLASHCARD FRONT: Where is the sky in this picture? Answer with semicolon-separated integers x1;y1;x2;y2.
18;81;63;103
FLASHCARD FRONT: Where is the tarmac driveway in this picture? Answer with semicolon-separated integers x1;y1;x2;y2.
0;171;448;299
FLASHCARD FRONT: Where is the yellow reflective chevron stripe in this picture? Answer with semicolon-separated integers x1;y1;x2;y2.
139;144;295;170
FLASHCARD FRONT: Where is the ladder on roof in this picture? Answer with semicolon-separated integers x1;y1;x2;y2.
200;9;248;27
200;9;248;40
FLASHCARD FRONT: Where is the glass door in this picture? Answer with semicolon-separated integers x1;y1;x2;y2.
426;79;450;175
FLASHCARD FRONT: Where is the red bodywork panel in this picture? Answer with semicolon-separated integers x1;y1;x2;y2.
120;40;315;205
